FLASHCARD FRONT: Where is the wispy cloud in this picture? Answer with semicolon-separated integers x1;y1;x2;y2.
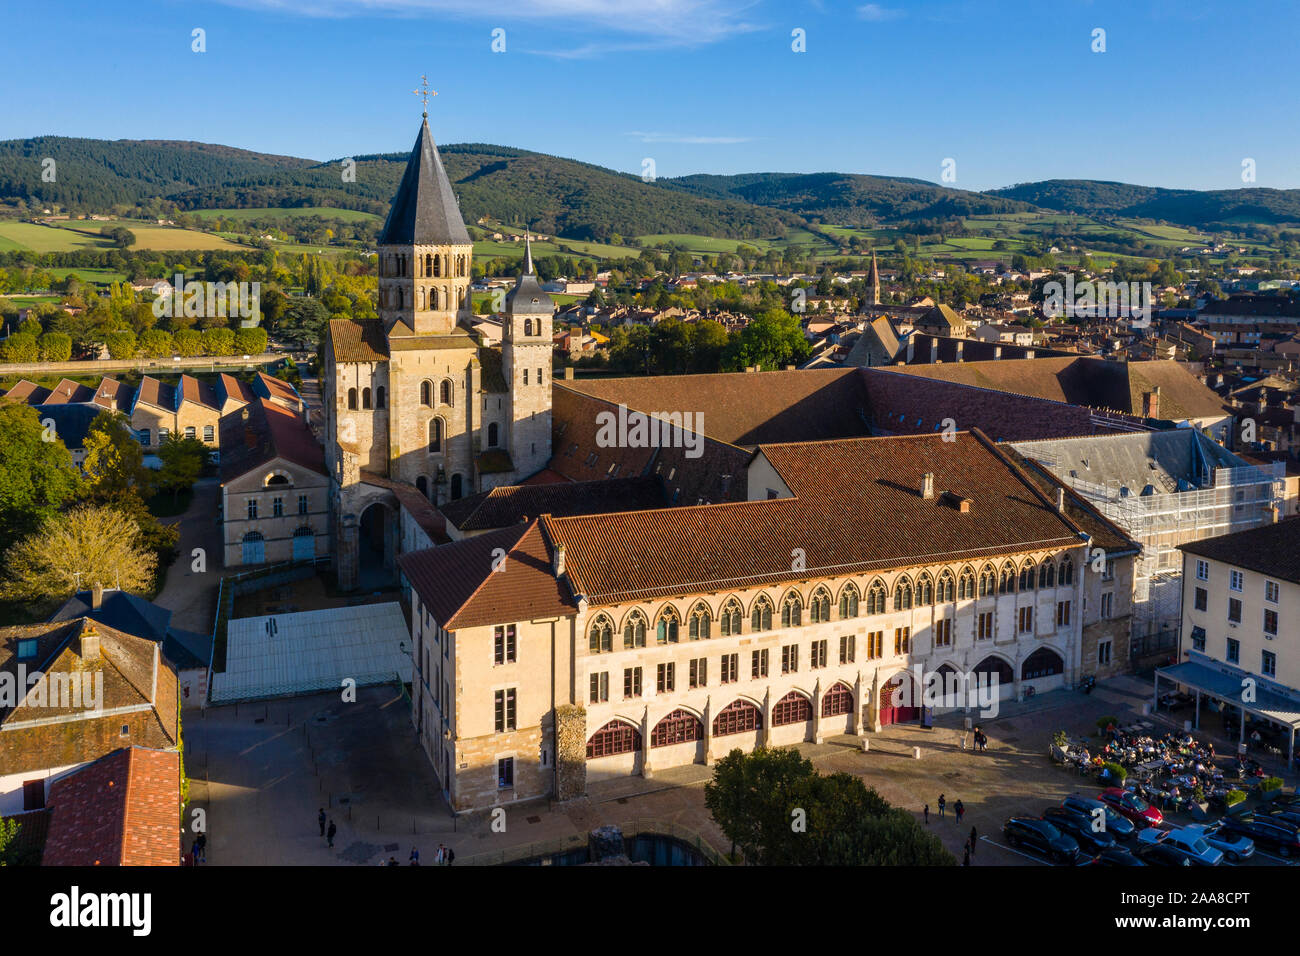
856;3;904;21
625;131;754;144
216;0;763;47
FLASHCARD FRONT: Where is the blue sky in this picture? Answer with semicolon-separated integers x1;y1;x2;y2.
4;0;1298;191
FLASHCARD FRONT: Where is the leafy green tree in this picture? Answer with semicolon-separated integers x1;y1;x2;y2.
0;404;81;552
82;411;151;504
37;331;72;362
0;504;156;602
277;298;330;346
138;328;174;358
173;328;203;356
157;435;207;503
104;329;138;359
704;746;817;863
233;326;267;354
722;308;810;371
200;327;236;356
0;332;39;363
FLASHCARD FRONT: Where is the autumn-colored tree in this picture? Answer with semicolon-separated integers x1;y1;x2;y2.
0;504;156;602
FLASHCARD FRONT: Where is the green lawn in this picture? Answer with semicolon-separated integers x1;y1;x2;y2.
191;206;382;222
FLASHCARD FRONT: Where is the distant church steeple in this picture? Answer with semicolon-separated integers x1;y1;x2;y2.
869;249;881;307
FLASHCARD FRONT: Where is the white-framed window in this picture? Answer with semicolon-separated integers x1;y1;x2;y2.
1229;570;1244;592
1196;559;1209;581
1265;580;1280;604
1262;650;1277;678
1264;609;1279;637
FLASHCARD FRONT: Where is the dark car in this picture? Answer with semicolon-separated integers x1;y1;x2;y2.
1096;844;1146;866
1219;814;1300;857
1043;806;1118;854
1134;842;1192;867
1063;794;1137;840
1258;804;1300;827
1003;816;1080;864
1264;792;1300;810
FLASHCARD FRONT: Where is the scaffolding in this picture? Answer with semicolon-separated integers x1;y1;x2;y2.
1020;437;1285;645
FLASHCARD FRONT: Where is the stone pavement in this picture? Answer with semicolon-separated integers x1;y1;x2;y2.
153;476;224;634
182;675;1297;866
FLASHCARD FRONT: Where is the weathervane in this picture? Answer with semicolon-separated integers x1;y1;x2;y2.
413;75;436;118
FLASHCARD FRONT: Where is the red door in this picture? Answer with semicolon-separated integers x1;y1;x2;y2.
879;675;919;726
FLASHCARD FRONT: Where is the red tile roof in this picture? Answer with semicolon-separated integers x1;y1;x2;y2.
398;520;574;630
545;430;1089;606
42;747;180;866
218;398;325;481
329;319;389;363
42;378;95;405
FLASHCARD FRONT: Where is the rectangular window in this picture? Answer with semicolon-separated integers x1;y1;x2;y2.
494;624;516;665
689;657;707;689
1230;570;1244;592
656;662;675;694
523;369;529;385
751;649;767;679
1266;580;1280;604
810;640;827;669
1098;640;1112;666
298;494;309;515
1100;592;1113;619
246;498;257;520
1102;559;1115;582
1263;650;1277;678
1056;601;1071;628
866;631;884;659
1226;638;1240;664
185;425;196;439
158;427;169;443
204;424;215;442
781;644;798;674
138;429;151;446
1264;609;1279;636
894;627;910;655
589;672;608;703
1194;587;1207;612
1018;606;1033;634
537;367;543;385
273;496;283;517
1191;625;1206;652
623;667;642;699
497;757;514;789
977;612;994;641
934;618;952;647
1196;559;1209;581
839;634;855;664
493;688;516;732
720;653;738;684
16;638;37;660
1228;598;1242;624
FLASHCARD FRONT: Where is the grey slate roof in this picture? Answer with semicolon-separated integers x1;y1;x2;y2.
379;119;471;246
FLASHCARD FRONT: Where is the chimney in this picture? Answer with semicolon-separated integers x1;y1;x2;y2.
80;622;100;661
1056;487;1066;513
921;472;935;499
91;582;104;610
1143;386;1161;419
553;544;566;577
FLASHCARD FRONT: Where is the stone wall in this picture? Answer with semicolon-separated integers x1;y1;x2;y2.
554;704;587;802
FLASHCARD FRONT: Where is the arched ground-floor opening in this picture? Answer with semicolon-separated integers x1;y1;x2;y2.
357;501;396;590
1021;646;1066;695
974;655;1017;701
879;671;920;726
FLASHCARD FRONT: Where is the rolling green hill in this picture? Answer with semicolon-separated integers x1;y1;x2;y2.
988;179;1300;226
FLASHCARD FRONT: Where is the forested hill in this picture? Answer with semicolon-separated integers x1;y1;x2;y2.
0;137;803;241
662;171;1036;225
988;179;1300;226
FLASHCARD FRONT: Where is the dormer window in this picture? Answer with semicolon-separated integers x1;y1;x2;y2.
17;639;37;661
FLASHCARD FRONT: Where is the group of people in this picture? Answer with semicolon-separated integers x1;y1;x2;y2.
183;833;207;866
963;727;989;752
319;807;455;864
923;794;978;864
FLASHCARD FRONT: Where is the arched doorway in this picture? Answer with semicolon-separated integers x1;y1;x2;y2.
450;473;463;500
879;671;920;726
415;475;429;500
357;502;394;588
974;655;1016;701
241;531;264;565
292;526;315;562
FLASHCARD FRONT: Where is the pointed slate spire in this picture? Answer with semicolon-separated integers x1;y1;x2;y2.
379;118;471;246
524;229;534;275
869;248;881;306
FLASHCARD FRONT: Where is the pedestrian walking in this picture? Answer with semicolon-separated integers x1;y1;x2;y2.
445;846;455;866
327;820;337;848
435;843;446;865
195;833;206;864
969;826;977;855
954;799;965;824
962;845;971;866
318;808;326;837
938;794;946;818
410;846;420;866
923;804;930;824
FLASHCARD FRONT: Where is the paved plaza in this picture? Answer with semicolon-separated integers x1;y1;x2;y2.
182;676;1300;866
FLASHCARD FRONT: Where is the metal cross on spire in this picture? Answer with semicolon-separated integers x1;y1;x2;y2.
412;75;437;118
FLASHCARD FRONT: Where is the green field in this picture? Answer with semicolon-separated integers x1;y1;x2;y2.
0;218;244;253
192;206;382;222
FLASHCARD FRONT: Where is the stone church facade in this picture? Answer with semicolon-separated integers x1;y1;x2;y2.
323;116;554;589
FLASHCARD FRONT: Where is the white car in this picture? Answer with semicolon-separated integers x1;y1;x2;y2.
1183;822;1254;862
1136;826;1224;866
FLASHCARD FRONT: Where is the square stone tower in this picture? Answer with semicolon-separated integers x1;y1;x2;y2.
502;234;554;477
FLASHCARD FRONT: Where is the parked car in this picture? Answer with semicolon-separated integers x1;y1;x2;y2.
1258;803;1300;827
1263;791;1300;810
1183;822;1254;863
1042;807;1117;854
1002;816;1081;864
1134;841;1192;867
1099;787;1163;828
1219;813;1300;857
1136;826;1224;866
1095;844;1146;866
1063;794;1136;840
